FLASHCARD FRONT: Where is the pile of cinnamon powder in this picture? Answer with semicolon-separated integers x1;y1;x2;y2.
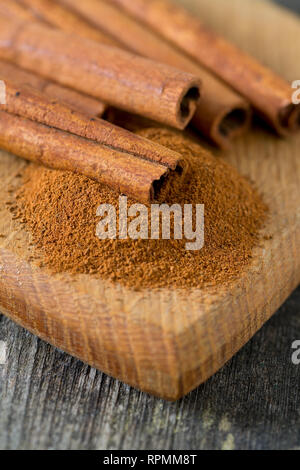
16;128;268;289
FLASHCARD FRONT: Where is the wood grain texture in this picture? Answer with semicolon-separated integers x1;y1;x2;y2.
0;286;299;450
0;0;299;403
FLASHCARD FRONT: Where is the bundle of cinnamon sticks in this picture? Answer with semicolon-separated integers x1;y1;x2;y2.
1;80;188;202
0;0;299;203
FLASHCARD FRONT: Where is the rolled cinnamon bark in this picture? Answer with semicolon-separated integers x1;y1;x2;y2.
0;110;175;203
15;0;118;45
56;0;251;148
0;0;33;21
110;0;300;136
2;80;184;171
0;60;107;118
0;17;201;130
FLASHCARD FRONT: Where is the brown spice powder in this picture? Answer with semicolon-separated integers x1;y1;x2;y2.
16;127;268;289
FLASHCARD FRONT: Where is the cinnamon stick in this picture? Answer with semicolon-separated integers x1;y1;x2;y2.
0;1;107;118
0;17;201;130
0;0;33;21
56;0;251;148
2;80;184;171
110;0;300;135
0;111;171;203
0;60;107;118
15;0;118;46
0;82;185;202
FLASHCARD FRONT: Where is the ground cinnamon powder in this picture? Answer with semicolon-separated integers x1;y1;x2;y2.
16;127;268;289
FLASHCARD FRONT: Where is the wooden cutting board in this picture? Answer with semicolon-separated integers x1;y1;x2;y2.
0;0;299;400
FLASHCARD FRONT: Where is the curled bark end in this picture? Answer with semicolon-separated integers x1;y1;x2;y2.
177;85;201;130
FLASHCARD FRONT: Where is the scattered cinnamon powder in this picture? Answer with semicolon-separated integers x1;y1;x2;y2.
15;127;268;289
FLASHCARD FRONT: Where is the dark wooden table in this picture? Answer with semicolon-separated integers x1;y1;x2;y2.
0;1;299;450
